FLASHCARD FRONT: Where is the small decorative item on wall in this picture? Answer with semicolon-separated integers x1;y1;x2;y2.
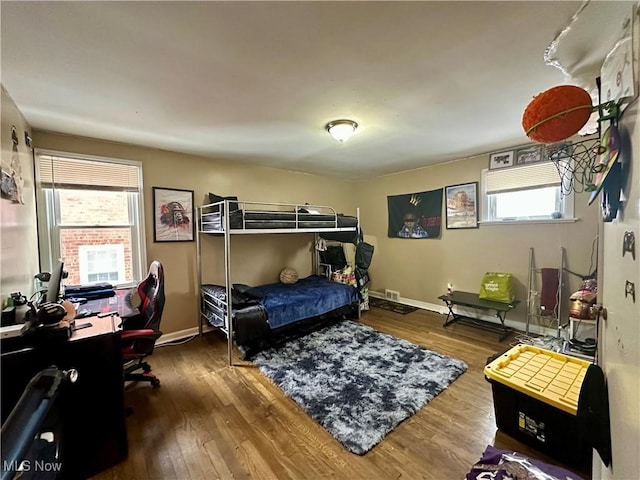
1;126;25;204
515;145;543;165
445;182;478;229
489;151;514;170
153;187;194;242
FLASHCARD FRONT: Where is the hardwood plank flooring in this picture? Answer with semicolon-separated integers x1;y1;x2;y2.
92;308;590;480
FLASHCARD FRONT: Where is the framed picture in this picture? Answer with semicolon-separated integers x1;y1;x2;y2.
445;182;478;229
489;150;514;170
152;187;195;242
515;145;543;165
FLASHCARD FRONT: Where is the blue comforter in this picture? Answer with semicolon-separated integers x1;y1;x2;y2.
254;275;359;329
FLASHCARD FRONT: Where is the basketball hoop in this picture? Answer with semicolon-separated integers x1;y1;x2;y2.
548;138;604;196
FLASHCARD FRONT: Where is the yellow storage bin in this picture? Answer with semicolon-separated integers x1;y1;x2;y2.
484;344;590;415
484;344;592;469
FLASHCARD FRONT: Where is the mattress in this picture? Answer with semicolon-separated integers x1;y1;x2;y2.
254;275;359;329
201;209;358;232
200;275;359;337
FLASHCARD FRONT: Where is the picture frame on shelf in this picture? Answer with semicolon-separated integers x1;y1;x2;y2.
445;182;479;230
489;151;514;170
152;187;195;242
515;145;544;165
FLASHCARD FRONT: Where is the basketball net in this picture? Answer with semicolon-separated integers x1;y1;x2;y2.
548;138;603;196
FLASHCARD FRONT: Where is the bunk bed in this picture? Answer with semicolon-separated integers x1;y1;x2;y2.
196;199;362;365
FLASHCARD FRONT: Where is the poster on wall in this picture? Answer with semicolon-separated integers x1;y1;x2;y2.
153;187;195;242
489;150;514;170
445;182;479;229
387;188;443;239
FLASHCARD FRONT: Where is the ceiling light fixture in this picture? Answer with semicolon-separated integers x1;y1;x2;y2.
326;119;358;142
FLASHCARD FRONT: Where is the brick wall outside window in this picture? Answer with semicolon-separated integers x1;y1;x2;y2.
57;191;133;285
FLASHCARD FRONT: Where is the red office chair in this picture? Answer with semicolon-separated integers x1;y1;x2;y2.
121;261;165;388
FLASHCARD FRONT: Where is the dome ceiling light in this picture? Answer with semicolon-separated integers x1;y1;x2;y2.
326;119;358;142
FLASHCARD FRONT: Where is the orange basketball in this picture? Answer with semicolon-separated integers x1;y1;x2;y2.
522;85;593;143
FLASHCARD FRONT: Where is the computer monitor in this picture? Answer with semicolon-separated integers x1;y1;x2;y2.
45;260;65;304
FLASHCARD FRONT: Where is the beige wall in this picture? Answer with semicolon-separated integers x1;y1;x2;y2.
32;131;357;334
0;86;39;305
354;151;600;327
30;130;602;334
2;114;600;337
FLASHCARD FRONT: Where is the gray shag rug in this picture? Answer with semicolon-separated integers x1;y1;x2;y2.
252;320;467;455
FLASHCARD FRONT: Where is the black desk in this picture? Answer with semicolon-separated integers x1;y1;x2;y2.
1;315;128;479
438;291;520;341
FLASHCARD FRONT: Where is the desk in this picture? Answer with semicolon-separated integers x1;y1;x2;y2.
438;291;520;341
1;315;128;479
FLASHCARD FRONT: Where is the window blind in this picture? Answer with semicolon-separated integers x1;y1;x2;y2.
485;161;561;195
37;154;140;191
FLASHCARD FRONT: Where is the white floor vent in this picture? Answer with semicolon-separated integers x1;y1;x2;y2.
384;289;400;302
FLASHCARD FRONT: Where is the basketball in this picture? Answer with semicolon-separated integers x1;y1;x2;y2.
522;85;593;143
279;267;299;284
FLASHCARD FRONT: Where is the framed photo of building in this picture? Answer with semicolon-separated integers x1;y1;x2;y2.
445;182;478;229
489;151;514;170
153;187;195;242
515;145;543;165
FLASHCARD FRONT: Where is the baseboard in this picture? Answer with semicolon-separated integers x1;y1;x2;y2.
368;290;558;337
157;325;216;345
161;295;559;344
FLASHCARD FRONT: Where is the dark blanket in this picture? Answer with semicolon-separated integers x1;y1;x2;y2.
255;275;359;329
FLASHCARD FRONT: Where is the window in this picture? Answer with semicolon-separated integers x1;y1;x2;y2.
35;151;146;287
79;245;126;284
481;162;574;223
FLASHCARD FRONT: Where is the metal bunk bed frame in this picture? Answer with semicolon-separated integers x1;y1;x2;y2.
196;199;361;366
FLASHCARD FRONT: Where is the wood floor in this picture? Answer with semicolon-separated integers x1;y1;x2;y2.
92;308;590;480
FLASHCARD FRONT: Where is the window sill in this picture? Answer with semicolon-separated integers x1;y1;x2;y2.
479;218;579;226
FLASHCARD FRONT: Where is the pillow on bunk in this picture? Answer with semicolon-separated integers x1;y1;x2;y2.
233;283;264;300
208;193;239;213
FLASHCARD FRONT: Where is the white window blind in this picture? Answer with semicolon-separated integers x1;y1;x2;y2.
485;162;560;195
37;154;140;191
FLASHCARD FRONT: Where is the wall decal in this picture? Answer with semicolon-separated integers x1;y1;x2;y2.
624;280;635;302
622;231;635;259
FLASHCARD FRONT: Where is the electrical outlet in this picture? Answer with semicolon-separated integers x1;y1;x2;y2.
385;289;400;301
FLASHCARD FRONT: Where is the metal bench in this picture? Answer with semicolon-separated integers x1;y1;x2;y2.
438;291;520;341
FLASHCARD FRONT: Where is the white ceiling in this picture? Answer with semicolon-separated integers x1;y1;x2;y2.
1;1;587;180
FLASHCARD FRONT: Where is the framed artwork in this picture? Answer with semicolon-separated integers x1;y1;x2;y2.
489;150;514;170
445;182;478;229
515;145;543;165
153;187;195;242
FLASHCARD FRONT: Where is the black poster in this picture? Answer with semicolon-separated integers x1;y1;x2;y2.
387;189;443;239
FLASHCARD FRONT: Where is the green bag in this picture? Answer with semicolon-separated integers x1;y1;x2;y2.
479;272;515;303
